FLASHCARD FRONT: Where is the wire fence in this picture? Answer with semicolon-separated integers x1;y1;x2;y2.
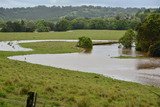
0;92;54;107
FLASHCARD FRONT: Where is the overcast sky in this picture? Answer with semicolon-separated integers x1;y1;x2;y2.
0;0;159;8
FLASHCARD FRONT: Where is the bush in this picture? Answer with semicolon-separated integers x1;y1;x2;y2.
77;36;93;49
36;26;50;32
54;19;70;31
119;29;135;48
148;41;160;57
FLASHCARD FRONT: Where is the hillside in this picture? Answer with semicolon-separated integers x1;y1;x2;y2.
0;6;145;20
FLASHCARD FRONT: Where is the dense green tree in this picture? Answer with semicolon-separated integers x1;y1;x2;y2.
46;22;55;31
71;18;86;29
148;41;160;57
36;20;50;32
89;18;106;29
115;20;128;30
1;21;13;32
0;21;4;28
1;21;26;32
136;13;160;52
54;19;70;31
119;29;135;48
25;21;36;32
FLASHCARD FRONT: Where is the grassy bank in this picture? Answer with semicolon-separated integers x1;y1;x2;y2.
0;41;160;107
0;30;125;41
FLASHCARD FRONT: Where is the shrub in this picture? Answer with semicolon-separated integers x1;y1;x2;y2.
77;36;93;49
36;26;50;32
119;29;135;48
148;41;160;57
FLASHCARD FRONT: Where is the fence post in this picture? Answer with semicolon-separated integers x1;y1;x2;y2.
26;92;37;107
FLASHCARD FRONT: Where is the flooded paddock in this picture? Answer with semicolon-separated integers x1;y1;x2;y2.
5;41;160;87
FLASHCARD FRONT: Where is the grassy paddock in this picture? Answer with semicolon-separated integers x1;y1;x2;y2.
0;41;160;107
0;30;125;41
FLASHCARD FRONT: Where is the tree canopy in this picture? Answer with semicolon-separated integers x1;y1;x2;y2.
136;13;160;52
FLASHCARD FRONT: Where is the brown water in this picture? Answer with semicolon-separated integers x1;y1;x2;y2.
8;44;160;87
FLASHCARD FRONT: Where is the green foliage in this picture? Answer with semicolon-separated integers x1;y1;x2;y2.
119;29;135;48
0;20;36;32
36;20;51;32
89;18;106;29
54;19;70;31
0;16;141;32
148;41;160;57
25;21;36;32
136;13;160;52
77;36;93;48
1;21;26;32
71;18;86;29
0;21;4;28
0;20;55;32
0;6;144;20
70;18;140;30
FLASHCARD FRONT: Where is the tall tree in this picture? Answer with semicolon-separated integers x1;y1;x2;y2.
136;13;160;52
54;19;70;31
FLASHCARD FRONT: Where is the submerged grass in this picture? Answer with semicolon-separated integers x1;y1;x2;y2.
0;30;125;41
113;56;147;59
0;41;159;107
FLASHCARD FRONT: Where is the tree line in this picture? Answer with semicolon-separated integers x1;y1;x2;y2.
0;18;140;32
0;6;158;32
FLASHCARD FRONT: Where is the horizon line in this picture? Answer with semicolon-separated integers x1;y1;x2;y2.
0;5;159;9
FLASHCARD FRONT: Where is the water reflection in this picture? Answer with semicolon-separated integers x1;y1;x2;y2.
82;48;92;54
118;46;143;57
8;44;160;87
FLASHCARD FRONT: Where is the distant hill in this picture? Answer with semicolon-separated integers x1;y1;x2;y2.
0;5;147;21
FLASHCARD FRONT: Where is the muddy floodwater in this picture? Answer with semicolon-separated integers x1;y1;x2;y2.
6;41;160;87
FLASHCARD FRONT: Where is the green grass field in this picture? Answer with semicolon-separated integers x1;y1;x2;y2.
0;30;160;107
0;30;125;41
0;41;160;107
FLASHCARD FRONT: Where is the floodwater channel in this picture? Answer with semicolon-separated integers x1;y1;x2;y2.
0;40;160;87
